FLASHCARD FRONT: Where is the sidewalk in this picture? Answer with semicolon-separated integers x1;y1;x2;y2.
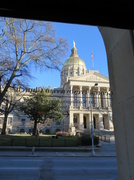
0;146;100;152
0;141;116;157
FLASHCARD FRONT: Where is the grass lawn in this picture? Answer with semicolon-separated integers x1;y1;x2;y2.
0;134;80;147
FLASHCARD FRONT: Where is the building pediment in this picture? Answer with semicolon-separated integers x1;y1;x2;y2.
68;71;109;83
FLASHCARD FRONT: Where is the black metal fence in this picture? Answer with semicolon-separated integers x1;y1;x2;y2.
0;135;100;147
0;137;81;147
95;135;111;143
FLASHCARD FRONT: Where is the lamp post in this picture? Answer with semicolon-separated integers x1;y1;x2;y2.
90;83;98;156
90;99;95;156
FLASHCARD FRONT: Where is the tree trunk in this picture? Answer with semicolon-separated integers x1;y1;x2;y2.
1;111;8;135
33;119;37;136
0;64;19;106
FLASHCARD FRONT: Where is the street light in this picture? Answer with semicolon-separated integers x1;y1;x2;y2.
90;83;98;156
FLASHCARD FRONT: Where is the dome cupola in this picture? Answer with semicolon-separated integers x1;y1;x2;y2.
63;41;87;69
61;41;87;87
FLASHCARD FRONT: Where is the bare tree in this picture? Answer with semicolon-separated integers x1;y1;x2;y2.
25;118;53;135
12;120;22;133
0;87;26;134
0;17;68;105
37;118;53;133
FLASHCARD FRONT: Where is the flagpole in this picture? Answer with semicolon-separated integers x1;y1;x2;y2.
91;52;94;70
92;58;94;70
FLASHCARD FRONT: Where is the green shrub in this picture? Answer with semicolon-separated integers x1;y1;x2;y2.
80;134;99;146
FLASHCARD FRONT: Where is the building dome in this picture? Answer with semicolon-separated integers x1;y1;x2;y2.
63;56;86;68
63;41;86;69
61;41;87;87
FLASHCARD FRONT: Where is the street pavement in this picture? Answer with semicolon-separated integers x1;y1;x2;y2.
0;157;118;180
0;141;118;179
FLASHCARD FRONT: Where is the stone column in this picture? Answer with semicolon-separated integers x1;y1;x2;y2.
95;92;98;108
96;114;100;129
70;85;73;108
88;113;90;130
104;92;108;108
79;113;84;130
97;87;101;108
106;88;109;108
102;92;106;108
79;86;82;109
86;86;91;108
69;111;76;135
69;111;73;128
99;114;104;130
86;90;89;108
107;88;111;108
89;87;91;108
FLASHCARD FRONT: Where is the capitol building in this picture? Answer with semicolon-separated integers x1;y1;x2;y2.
0;42;113;134
53;42;113;135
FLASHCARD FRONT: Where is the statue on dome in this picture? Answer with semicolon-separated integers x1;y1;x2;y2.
73;40;75;47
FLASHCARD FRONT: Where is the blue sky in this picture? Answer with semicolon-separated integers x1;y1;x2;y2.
30;22;108;89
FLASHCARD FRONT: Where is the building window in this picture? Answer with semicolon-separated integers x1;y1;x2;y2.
73;115;77;123
93;116;96;129
90;93;95;108
0;118;3;124
73;91;77;107
20;128;25;133
73;115;78;128
8;117;12;125
46;129;50;134
83;116;87;129
21;119;25;126
82;91;86;107
101;92;104;108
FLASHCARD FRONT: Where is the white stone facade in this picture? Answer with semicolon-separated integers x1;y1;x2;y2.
54;43;113;135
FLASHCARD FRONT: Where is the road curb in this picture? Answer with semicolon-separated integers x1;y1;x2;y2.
0;146;101;152
0;155;116;158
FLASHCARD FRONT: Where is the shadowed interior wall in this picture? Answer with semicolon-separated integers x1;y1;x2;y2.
99;27;134;180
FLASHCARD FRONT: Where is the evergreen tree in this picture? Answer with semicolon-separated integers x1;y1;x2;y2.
19;90;63;135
